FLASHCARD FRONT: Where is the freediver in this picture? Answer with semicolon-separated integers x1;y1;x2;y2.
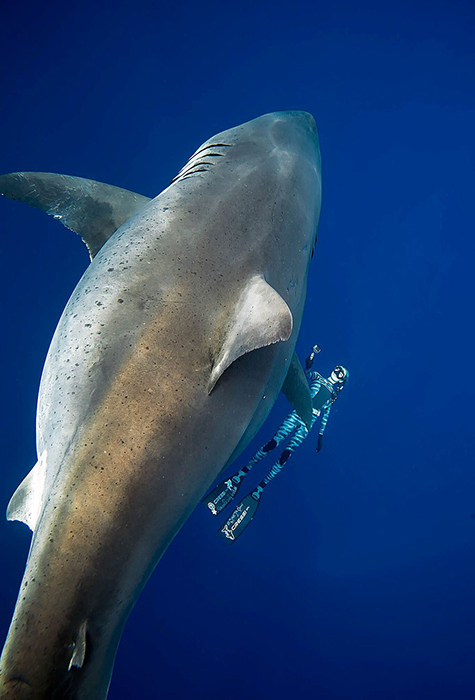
203;345;349;541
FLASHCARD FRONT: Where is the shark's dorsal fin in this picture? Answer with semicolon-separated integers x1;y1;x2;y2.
69;621;88;671
0;172;151;260
208;275;293;393
281;352;313;429
7;450;47;532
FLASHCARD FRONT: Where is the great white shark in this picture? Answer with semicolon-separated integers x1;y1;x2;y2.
0;111;321;699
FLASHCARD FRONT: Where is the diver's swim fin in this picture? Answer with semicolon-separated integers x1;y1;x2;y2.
218;492;261;542
203;476;242;515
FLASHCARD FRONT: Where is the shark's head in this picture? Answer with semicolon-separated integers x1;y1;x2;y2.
170;110;322;306
229;111;322;302
230;110;322;239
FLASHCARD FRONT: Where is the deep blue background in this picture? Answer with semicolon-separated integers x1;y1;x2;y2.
1;1;474;698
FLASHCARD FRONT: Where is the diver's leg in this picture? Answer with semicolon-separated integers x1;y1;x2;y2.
218;425;311;542
240;410;301;476
261;424;310;487
203;411;301;515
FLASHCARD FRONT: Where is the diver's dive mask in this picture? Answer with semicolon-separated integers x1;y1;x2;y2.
330;365;349;391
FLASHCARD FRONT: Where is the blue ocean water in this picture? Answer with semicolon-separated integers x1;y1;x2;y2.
1;1;474;698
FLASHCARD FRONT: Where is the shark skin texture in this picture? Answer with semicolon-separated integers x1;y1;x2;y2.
0;111;321;700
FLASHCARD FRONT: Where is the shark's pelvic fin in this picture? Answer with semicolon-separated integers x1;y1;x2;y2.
281;352;313;429
68;621;88;671
0;172;151;259
208;275;293;393
7;450;47;531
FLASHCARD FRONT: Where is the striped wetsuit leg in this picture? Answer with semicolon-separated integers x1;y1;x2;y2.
262;423;310;485
239;411;300;477
318;404;331;435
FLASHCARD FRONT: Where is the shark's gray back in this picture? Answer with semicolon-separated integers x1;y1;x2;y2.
37;112;321;504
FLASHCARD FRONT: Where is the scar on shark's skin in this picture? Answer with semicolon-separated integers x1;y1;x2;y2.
0;111;321;700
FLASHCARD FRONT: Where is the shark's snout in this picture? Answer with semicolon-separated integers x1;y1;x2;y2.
261;110;320;156
282;110;317;131
268;110;317;137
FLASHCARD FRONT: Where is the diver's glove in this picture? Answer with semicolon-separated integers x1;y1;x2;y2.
316;434;323;452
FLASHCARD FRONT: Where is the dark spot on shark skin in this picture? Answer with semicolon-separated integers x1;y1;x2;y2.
117;299;124;303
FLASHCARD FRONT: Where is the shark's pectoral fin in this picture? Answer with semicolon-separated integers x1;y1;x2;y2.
7;450;47;531
281;352;313;429
0;172;151;260
208;275;293;393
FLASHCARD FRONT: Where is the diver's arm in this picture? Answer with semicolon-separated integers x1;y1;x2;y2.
305;344;321;377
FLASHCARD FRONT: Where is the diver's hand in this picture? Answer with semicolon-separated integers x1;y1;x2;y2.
305;344;321;371
316;434;323;452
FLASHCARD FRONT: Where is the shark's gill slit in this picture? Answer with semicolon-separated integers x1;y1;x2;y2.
192;142;232;157
170;143;233;184
171;165;214;184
